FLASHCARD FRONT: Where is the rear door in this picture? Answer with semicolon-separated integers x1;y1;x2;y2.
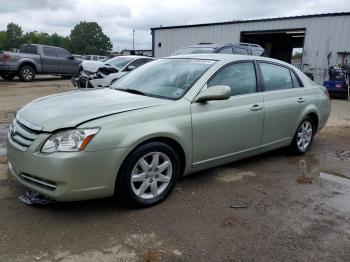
258;62;306;145
41;46;58;73
191;61;264;166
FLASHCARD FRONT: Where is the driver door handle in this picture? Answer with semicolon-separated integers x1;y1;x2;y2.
250;104;263;111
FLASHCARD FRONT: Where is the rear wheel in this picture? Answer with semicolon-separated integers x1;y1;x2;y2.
115;142;181;208
19;66;35;82
288;116;315;155
0;73;16;80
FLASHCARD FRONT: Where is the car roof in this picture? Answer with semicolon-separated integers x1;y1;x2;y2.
181;42;262;49
165;53;292;67
113;55;155;59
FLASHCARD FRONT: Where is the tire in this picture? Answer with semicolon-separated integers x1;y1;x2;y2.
115;142;182;208
0;73;16;80
19;66;35;82
288;116;315;155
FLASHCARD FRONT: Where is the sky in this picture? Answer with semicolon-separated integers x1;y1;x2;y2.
0;0;349;51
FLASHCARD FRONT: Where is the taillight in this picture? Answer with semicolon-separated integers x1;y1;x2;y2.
0;53;10;62
335;83;342;88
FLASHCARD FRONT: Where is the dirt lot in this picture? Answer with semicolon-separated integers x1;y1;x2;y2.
0;77;349;262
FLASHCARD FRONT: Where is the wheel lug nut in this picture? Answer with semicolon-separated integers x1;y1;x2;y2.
150;179;153;183
155;175;159;178
145;175;148;179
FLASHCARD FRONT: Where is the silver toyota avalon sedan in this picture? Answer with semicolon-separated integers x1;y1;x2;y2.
7;54;331;207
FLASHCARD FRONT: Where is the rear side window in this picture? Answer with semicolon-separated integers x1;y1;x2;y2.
20;45;37;54
218;47;233;54
29;45;38;54
208;62;257;96
43;47;57;57
260;63;293;91
233;48;249;55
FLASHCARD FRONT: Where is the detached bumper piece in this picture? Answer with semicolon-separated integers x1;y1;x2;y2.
18;191;55;206
71;75;95;88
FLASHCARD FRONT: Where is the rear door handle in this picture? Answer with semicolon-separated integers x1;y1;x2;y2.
250;104;263;111
297;97;306;103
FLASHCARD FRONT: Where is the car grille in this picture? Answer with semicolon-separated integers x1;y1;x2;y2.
8;118;40;151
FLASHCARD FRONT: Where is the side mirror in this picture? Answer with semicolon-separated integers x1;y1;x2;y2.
126;65;136;71
68;56;74;60
195;85;231;103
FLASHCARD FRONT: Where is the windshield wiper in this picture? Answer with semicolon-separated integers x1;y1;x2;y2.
118;88;146;96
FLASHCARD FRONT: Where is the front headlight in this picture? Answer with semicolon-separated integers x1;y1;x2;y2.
41;128;99;153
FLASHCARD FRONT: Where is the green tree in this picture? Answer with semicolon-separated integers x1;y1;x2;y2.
0;31;6;50
4;23;23;50
70;21;112;55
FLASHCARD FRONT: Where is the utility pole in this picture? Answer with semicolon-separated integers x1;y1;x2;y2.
132;29;135;51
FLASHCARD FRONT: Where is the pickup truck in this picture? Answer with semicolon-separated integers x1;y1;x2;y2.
0;44;82;81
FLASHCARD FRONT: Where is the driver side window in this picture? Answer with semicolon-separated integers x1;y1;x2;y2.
207;62;257;96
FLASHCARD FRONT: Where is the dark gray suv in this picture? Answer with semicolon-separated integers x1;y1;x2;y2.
172;42;265;56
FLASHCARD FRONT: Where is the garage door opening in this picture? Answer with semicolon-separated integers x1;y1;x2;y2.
241;29;305;65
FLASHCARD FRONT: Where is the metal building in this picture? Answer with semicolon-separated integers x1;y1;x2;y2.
151;12;350;83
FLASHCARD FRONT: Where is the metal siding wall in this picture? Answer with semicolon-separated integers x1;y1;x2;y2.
153;15;350;83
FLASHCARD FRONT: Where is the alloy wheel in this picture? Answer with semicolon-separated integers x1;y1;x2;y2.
297;120;313;151
130;151;173;200
23;69;33;80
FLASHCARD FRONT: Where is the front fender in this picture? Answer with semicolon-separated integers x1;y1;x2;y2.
79;100;193;169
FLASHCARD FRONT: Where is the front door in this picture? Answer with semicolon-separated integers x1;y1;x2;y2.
55;48;79;74
191;61;264;167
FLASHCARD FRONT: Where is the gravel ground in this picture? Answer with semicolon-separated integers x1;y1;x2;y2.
0;77;349;262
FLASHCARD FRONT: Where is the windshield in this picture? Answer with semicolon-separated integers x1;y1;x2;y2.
105;57;133;69
111;58;216;100
172;47;215;56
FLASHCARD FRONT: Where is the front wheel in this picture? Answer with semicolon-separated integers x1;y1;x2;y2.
0;73;16;80
19;66;35;82
115;142;181;208
288;116;315;155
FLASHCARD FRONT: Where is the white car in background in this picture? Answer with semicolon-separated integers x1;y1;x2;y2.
72;56;155;88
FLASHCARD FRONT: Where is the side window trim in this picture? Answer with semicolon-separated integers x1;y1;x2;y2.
257;61;301;92
206;60;259;96
290;69;304;88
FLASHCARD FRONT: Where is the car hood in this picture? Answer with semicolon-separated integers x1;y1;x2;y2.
16;88;171;132
81;60;106;73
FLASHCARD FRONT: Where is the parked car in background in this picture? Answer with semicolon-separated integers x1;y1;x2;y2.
323;66;349;98
84;55;108;61
72;55;155;88
0;44;82;81
7;54;330;208
172;42;265;56
73;54;85;60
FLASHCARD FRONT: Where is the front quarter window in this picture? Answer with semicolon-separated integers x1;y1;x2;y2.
111;59;216;100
